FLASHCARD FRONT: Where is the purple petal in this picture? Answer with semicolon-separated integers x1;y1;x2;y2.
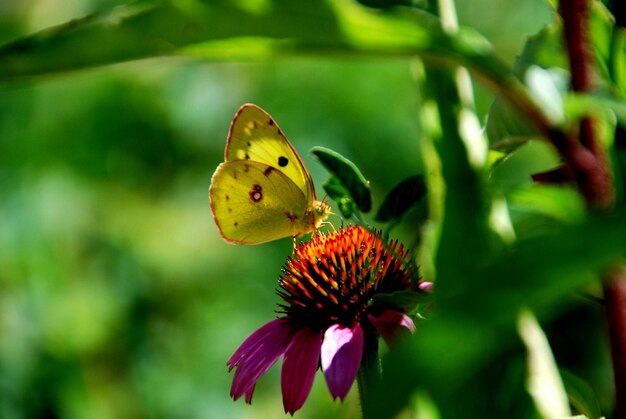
281;327;323;414
368;310;415;348
244;384;255;404
228;318;293;402
321;323;363;400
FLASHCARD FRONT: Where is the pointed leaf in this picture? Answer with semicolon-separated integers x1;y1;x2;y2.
559;369;602;419
518;310;570;418
369;290;429;313
323;176;358;218
375;175;427;222
311;146;371;213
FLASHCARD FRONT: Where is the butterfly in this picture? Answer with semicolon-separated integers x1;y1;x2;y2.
209;104;330;245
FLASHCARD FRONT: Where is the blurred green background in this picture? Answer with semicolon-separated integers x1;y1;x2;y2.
0;0;613;418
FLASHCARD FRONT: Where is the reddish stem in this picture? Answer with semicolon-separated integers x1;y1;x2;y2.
559;1;626;417
559;0;614;210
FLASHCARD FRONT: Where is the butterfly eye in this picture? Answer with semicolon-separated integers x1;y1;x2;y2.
278;156;289;167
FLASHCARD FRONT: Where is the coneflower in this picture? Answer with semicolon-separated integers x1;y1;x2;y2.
227;225;428;414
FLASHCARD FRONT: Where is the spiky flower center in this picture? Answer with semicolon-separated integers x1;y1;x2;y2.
277;225;416;331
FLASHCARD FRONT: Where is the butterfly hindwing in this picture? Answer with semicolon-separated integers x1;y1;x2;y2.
225;104;315;203
209;160;312;245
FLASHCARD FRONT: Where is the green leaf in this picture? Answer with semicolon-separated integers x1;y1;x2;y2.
322;175;358;218
489;140;561;191
375;175;427;222
486;66;568;150
559;369;603;419
367;206;626;419
524;66;567;125
564;91;626;129
0;0;430;80
427;67;490;285
369;289;429;313
507;185;586;226
311;146;372;213
356;0;416;9
486;93;539;152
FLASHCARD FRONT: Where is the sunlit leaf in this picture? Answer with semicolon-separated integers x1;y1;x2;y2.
0;0;536;115
518;310;570;418
427;67;490;288
486;66;568;150
507;184;586;225
564;91;626;128
489;140;561;190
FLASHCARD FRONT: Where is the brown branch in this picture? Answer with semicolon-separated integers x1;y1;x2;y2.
559;1;626;418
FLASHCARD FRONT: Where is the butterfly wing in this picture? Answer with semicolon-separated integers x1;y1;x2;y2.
209;160;312;245
225;104;316;204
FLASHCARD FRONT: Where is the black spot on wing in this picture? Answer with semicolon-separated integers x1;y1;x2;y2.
278;156;288;167
264;166;275;177
268;119;275;126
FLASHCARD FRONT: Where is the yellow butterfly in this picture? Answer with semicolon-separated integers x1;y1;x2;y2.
209;104;330;245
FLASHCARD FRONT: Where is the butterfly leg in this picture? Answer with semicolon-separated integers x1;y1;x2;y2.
319;221;335;232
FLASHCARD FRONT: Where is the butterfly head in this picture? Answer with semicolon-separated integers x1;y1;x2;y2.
312;200;331;228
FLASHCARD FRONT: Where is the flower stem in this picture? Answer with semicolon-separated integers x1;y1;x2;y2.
357;331;380;419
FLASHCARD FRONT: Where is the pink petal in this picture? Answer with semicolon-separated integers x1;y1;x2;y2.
228;318;293;402
281;327;323;415
368;309;415;348
321;323;363;401
419;281;433;292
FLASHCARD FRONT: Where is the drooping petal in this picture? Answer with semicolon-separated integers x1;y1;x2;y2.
419;281;433;293
244;384;255;404
320;323;363;401
281;327;323;415
228;318;293;402
368;309;415;348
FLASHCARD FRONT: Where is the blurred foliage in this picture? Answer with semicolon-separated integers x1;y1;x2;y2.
0;0;624;418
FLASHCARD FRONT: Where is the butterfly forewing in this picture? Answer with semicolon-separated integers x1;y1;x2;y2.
209;160;313;245
225;104;316;203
